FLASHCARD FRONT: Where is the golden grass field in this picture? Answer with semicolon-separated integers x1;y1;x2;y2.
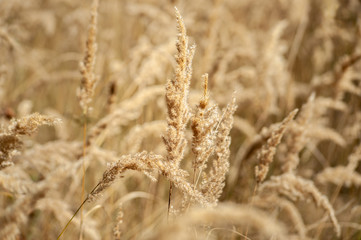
1;0;361;239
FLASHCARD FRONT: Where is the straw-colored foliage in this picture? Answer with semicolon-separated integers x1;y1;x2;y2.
1;0;361;239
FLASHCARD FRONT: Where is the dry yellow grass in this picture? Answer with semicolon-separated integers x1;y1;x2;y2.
1;0;361;239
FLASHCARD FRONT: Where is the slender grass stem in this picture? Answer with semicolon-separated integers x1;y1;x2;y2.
57;182;101;240
80;117;87;239
167;182;173;222
244;183;258;239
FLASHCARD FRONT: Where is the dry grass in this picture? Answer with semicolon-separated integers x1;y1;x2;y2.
1;0;361;239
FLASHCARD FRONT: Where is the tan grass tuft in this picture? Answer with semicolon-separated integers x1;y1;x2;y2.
317;144;361;187
113;203;124;240
77;0;99;115
191;74;219;176
200;97;237;204
162;7;195;168
259;172;341;237
255;109;298;183
0;113;60;169
89;151;209;206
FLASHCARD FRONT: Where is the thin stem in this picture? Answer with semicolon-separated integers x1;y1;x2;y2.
57;181;101;240
185;167;198;212
80;116;87;239
167;182;173;222
244;183;258;239
58;197;88;240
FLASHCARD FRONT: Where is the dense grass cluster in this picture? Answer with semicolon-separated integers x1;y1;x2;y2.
1;0;361;239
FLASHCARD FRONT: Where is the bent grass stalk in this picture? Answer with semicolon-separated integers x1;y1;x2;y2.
77;0;99;237
57;182;102;240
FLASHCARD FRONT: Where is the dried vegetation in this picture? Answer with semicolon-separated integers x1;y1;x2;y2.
1;0;361;239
